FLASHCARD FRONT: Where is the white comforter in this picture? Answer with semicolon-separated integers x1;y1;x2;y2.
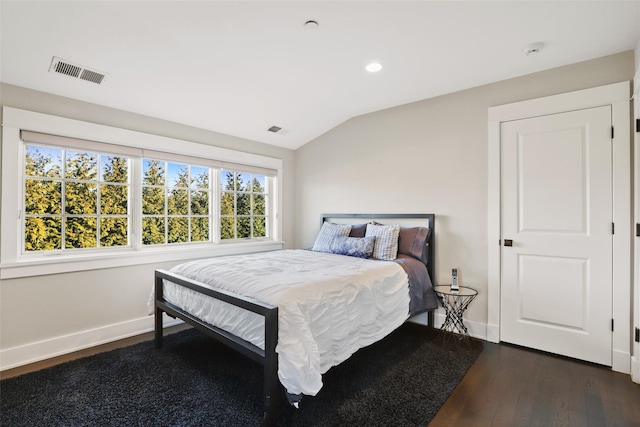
148;249;411;397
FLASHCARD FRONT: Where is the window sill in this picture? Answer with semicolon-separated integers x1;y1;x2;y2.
0;241;285;279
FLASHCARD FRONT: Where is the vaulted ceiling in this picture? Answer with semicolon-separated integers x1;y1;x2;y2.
2;1;639;150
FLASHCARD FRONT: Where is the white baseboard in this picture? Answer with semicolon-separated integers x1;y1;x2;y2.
0;314;181;371
409;311;487;341
612;348;631;375
632;354;640;384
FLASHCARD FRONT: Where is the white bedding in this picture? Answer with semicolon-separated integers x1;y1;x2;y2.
148;249;411;397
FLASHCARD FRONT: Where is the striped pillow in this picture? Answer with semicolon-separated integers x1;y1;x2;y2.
365;223;400;260
311;222;352;253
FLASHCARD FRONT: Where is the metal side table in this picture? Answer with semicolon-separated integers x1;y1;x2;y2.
433;285;478;339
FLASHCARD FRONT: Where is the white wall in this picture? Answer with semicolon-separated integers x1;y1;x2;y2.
0;83;296;369
294;51;635;335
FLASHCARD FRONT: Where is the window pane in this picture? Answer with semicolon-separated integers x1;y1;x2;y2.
167;189;188;215
65;182;97;214
220;192;234;215
168;217;189;243
221;217;235;240
237;193;250;215
168;163;188;187
237;173;250;191
65;217;98;249
252;175;266;192
101;155;128;183
101;184;128;214
191;190;208;215
237;217;251;238
142;217;165;245
65;151;97;180
143;159;165;185
253;216;266;238
100;217;128;247
191;217;209;242
142;187;165;215
190;166;209;189
253;194;265;216
221;171;236;191
25;146;61;178
24;217;62;251
25;180;61;214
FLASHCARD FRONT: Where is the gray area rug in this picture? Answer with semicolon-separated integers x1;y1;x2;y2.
1;322;482;426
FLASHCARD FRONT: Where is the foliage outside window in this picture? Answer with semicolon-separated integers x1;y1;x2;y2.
142;159;211;245
24;145;129;252
220;171;268;240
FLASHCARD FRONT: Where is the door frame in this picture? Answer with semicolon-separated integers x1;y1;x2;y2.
487;81;632;375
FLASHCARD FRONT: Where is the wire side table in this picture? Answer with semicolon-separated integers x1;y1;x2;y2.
433;285;478;338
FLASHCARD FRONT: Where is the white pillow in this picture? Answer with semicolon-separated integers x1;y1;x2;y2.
365;223;400;260
312;222;352;253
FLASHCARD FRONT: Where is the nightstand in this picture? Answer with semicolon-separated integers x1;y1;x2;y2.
433;285;478;338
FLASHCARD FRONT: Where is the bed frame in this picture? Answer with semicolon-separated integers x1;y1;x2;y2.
154;213;435;426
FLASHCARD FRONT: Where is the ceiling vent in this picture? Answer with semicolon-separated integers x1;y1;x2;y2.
267;126;282;133
49;57;107;85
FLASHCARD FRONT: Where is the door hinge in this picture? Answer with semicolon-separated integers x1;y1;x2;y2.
636;118;640;133
635;327;640;343
636;223;640;237
611;126;614;139
611;223;615;235
611;318;614;332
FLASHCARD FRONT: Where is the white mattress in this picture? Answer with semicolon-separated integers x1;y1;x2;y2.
148;249;411;397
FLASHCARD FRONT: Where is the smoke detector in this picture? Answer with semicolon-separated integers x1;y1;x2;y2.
523;42;544;56
49;56;108;84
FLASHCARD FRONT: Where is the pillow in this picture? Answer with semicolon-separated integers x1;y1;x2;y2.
330;236;376;259
349;223;368;238
311;222;352;253
365;223;400;260
398;227;431;262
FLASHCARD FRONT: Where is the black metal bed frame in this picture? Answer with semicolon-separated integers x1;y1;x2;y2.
154;213;435;426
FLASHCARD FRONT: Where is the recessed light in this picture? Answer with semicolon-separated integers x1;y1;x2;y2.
365;62;382;73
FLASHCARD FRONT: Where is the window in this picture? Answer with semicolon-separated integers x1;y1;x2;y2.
24;144;131;252
1;107;283;278
141;158;211;245
220;170;269;240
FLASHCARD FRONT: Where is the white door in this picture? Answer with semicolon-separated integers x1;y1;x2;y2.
500;106;613;366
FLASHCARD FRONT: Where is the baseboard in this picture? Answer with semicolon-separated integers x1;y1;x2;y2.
409;311;487;341
632;354;640;384
0;314;181;371
612;348;631;375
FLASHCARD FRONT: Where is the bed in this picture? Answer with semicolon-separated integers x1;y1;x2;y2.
151;213;437;425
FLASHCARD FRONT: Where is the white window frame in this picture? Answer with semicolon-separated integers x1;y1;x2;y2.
1;107;283;279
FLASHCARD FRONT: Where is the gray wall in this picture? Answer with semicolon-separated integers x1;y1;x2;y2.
294;51;636;329
0;83;295;354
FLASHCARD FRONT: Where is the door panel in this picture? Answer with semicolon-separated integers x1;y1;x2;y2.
501;106;612;366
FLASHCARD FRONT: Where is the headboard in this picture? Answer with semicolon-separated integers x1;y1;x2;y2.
320;213;435;282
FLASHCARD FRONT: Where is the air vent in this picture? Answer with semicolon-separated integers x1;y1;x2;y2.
49;57;107;85
267;126;282;133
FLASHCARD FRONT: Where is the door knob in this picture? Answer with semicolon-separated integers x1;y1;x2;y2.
504;239;513;247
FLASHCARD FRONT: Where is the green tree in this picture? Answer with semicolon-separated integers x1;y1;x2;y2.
100;156;129;247
142;160;166;245
167;166;189;243
64;152;98;249
190;167;209;242
220;172;237;239
24;147;63;251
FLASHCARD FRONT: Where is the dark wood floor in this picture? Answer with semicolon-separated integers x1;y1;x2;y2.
3;328;639;426
430;340;640;427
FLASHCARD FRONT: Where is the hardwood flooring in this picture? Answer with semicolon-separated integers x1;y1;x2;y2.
3;328;639;426
430;340;640;427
